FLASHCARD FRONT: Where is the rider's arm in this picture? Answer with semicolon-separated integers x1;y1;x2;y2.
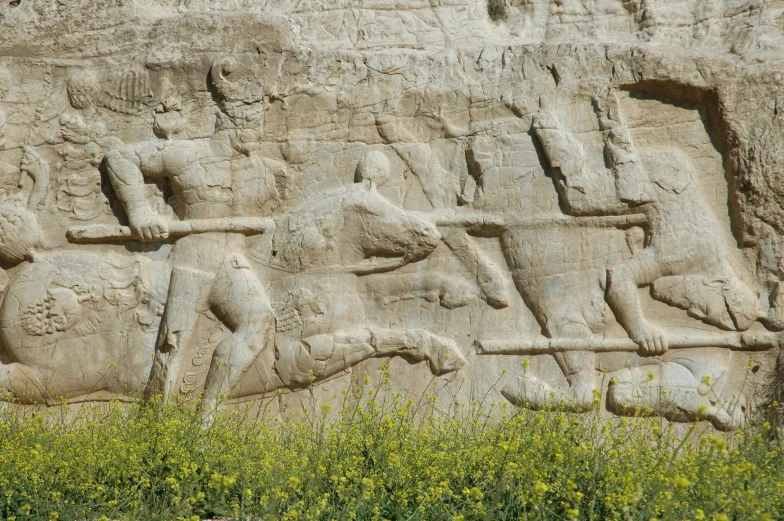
104;144;170;240
104;146;151;223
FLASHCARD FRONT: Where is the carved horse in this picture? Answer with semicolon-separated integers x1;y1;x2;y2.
0;181;465;405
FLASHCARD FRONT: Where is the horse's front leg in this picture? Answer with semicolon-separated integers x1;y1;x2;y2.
441;228;510;308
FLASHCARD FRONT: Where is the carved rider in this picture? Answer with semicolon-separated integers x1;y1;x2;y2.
104;95;278;422
505;92;761;413
535;93;759;347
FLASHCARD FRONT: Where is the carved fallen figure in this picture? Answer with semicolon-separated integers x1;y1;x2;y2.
0;111;50;264
0;103;464;419
490;92;778;429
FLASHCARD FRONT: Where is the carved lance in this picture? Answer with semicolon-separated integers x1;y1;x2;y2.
66;211;645;242
424;210;648;232
475;331;779;355
66;217;275;243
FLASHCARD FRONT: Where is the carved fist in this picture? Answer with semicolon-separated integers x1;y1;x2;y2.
131;214;169;242
59;115;91;144
631;323;668;355
20;146;47;181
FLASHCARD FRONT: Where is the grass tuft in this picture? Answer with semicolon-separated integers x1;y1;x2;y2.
487;0;509;23
0;377;782;520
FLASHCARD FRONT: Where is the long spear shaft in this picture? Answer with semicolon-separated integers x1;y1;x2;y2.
68;211;644;243
475;331;779;355
66;217;274;243
433;212;647;229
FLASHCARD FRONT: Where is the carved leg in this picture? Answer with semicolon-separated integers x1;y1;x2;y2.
441;228;510;308
759;281;784;330
310;332;376;378
200;254;275;424
370;328;466;374
0;363;46;404
275;327;466;387
502;351;596;412
592;91;656;205
275;331;378;387
145;266;213;402
606;247;668;353
397;144;448;210
502;269;598;412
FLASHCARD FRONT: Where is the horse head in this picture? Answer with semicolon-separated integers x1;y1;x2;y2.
272;182;441;274
349;184;441;273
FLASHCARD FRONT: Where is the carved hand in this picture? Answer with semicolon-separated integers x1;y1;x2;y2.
20;147;45;180
130;213;169;242
630;322;669;355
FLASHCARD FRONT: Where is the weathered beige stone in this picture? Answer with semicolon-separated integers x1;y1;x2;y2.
0;0;782;429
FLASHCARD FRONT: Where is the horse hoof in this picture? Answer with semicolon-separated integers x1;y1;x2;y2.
428;336;466;374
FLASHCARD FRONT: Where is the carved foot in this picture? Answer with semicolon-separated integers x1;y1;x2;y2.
502;376;594;413
424;335;467;374
760;305;784;332
479;281;510;309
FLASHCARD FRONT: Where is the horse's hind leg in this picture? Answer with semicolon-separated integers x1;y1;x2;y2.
0;363;46;404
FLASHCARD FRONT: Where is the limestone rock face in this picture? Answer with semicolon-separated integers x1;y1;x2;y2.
1;0;783;428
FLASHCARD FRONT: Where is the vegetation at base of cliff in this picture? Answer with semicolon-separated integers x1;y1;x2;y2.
487;0;509;23
0;372;782;521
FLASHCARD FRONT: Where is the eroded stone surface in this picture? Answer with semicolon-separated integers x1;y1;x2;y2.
0;0;783;428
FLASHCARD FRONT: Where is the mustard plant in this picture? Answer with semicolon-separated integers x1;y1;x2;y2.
0;373;782;521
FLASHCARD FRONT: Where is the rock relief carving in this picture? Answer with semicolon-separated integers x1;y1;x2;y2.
52;91;112;221
25;70;114;223
486;92;775;430
0;251;168;404
0;64;466;423
0;143;466;419
0;48;780;431
366;271;478;310
375;109;511;308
